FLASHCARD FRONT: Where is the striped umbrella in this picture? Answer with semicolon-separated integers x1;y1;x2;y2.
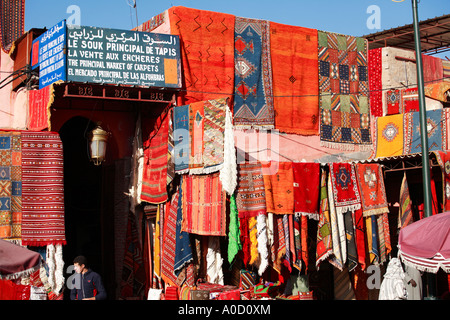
398;211;450;274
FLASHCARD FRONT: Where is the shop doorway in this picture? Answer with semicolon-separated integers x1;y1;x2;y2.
59;116;104;299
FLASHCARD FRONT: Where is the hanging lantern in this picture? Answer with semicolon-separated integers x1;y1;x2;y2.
88;124;109;166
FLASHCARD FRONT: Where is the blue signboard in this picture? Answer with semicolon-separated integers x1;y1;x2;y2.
31;20;67;89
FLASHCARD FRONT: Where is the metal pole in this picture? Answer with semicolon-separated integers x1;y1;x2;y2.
411;0;436;300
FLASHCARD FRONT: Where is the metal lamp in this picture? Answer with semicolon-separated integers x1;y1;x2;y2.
88;123;109;165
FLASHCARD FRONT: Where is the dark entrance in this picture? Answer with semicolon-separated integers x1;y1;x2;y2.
59;116;104;299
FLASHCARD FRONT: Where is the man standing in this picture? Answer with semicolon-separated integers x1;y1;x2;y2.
70;255;107;300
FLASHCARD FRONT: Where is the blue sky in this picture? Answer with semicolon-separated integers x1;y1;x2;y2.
25;0;449;54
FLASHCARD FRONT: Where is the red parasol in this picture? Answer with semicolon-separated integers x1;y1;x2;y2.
398;211;450;273
0;239;42;280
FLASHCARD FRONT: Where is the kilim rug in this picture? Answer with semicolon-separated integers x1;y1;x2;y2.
385;89;402;115
368;48;383;117
141;109;169;204
261;161;294;215
28;86;50;131
316;168;334;269
318;31;371;150
354;163;389;217
271;22;319;135
365;215;379;265
422;54;443;84
385;87;419;115
0;0;24;53
443;60;450;79
398;173;413;229
21;131;65;246
202;98;227;173
327;171;344;271
292;162;320;220
404;109;447;154
168;6;235;105
344;210;358;272
329;163;361;215
425;81;450;102
233;17;274;129
374;113;405;158
0;132;21;241
270;213;286;274
189;100;204;173
173;182;193;275
173;104;190;173
120;211;146;299
236;162;267;218
161;192;179;287
181;172;227;236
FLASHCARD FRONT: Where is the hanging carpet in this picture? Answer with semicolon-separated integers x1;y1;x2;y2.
271;22;319;135
318;31;371;151
374;113;405;158
262;161;294;215
233;16;274;129
292;162;320;220
368;48;383;117
0;0;25;53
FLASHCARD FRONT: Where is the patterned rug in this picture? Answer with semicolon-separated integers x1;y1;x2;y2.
374;113;405;158
173;98;228;175
233;17;274;129
354;163;389;217
368;48;383;117
433;151;450;211
422;54;443;84
292;162;320;220
181;172;227;236
443;60;450;79
271;22;319;135
0;0;25;53
28;87;51;131
168;6;235;105
0;132;22;241
174;182;193;275
404;109;447;154
318;31;371;151
262;161;294;215
141;109;170;204
329;162;362;215
161;192;179;287
235;162;266;218
316;168;334;269
21;131;65;246
398;173;413;229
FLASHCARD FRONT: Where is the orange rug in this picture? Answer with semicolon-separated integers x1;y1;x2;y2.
169;6;235;105
270;22;319;135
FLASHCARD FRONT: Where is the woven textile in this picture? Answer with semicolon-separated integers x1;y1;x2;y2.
355;163;389;217
271;22;319;135
28;87;50;131
404;109;447;154
120;211;146;299
161;193;179;287
141;110;169;204
385;88;419;115
168;6;235;105
233;17;274;129
202;98;227;172
316;169;333;269
270;213;286;274
327;172;344;270
174;182;193;275
181;172;227;236
366;215;379;264
0;132;21;241
329;163;361;215
344;211;358;272
173;104;190;173
385;89;402;115
236;162;266;218
425;81;450;102
292;162;320;220
262;161;294;214
374;113;405;158
368;48;383;117
422;54;443;84
443;60;450;79
318;31;371;150
227;194;241;265
21;131;65;246
0;0;24;53
174;98;228;175
398;173;413;229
